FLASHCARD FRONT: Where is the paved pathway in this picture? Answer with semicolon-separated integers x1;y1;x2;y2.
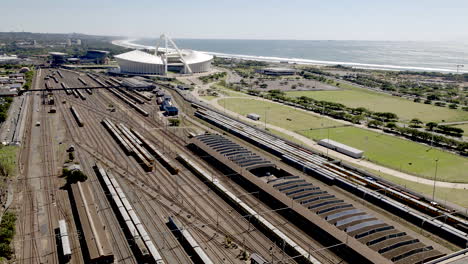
188;87;468;190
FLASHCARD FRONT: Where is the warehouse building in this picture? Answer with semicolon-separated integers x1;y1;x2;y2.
121;77;155;91
81;50;109;64
49;52;67;65
318;139;364;159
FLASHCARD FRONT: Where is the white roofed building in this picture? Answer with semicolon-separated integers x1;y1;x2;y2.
115;34;213;75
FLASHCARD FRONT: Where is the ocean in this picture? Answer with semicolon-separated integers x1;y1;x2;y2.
129;38;468;73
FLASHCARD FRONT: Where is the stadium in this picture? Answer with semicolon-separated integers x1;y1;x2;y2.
115;34;213;75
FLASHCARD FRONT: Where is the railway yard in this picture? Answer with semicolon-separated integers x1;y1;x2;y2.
8;67;468;264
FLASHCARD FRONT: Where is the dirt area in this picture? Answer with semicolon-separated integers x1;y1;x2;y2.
250;78;340;92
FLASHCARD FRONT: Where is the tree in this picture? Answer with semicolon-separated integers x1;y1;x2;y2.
351;115;364;124
409;118;423;128
368;120;383;128
168;118;180;126
425;122;438;131
385;122;397;130
62;168;87;184
374;112;398;122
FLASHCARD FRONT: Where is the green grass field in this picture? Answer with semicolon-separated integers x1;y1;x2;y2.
449;123;468;137
302;126;468;182
285;84;468;123
218;98;468;182
211;83;249;97
0;145;18;178
218;98;342;131
200;95;218;101
352;164;468;208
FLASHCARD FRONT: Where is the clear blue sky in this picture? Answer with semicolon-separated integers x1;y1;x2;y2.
1;0;467;41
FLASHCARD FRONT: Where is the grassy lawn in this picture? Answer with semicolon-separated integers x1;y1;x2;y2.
285;85;468;123
219;98;468;182
267;128;305;145
449;123;468;137
302;126;468;182
352;164;468;208
201;95;218;101
218;98;342;131
211;83;249;97
0;145;18;178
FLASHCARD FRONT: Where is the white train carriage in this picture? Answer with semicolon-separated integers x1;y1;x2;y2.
59;219;71;259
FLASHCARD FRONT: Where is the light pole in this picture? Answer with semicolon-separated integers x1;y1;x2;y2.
327;126;330;158
432;158;439;201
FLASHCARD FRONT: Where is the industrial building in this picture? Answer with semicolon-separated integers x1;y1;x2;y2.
82;50;109;64
0;54;21;65
318;139;364;159
115;34;213;75
255;67;297;76
49;52;67;65
66;50;110;65
121;77;155;91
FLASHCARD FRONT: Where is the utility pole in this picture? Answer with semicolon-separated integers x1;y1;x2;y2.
327;126;330;158
432;158;439;201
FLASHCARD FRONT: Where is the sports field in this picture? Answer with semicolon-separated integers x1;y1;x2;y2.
302;126;468;182
285;84;468;123
218;98;342;131
218;98;468;182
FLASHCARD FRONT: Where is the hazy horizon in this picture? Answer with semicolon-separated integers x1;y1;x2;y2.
3;32;468;44
1;0;468;42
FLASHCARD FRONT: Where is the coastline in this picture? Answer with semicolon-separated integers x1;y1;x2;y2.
111;39;468;73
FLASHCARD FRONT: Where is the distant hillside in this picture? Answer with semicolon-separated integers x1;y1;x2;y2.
0;32;123;42
0;32;130;57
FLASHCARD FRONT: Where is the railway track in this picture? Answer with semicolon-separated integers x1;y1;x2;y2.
107;87;333;263
38;93;58;264
110;105;328;263
225;177;343;264
17;92;40;264
77;151;137;264
54;91;137;263
51;71;355;263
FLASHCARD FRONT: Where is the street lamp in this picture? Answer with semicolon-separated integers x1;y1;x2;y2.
264;107;269;130
432;158;439;201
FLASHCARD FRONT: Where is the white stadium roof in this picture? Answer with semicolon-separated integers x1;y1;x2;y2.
115;50;163;64
177;50;213;64
114;34;213;75
115;49;213;65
